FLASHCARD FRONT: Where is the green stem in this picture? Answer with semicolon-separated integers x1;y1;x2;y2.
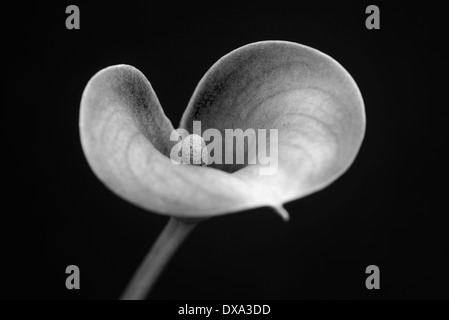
120;217;197;300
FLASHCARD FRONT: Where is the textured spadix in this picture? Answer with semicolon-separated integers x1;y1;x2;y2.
79;41;365;219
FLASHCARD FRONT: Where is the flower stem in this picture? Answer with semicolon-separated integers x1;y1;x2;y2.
120;216;197;300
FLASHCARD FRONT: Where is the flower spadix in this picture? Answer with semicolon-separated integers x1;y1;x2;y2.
180;134;208;167
79;41;365;221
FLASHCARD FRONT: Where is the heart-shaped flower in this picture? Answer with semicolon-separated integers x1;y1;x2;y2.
79;41;365;222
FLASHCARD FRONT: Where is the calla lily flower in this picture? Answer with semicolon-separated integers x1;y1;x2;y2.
80;40;365;221
79;40;365;299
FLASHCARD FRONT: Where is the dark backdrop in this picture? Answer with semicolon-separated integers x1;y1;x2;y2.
19;2;446;299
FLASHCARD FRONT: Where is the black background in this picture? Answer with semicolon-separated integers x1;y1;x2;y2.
15;2;446;299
